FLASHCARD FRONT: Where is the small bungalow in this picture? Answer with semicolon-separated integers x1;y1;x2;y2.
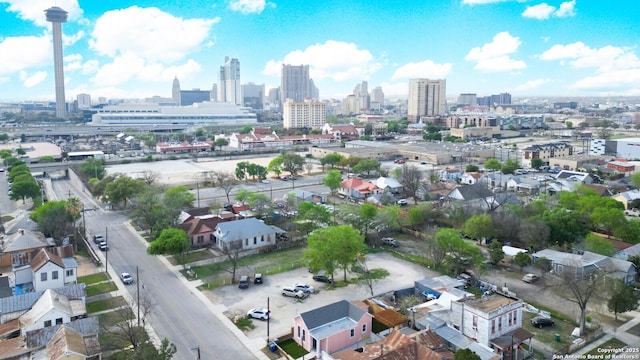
460;172;484;185
447;184;497;210
532;249;636;284
374;177;403;194
212;218;285;252
338;178;380;200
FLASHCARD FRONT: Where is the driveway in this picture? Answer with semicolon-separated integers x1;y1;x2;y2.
204;252;437;340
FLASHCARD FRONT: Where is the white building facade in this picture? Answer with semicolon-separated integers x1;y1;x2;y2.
283;98;326;129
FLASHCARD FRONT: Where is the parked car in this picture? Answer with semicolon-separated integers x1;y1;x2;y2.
93;235;104;244
254;273;263;284
238;275;250;289
120;272;134;285
531;316;554;328
381;237;399;247
397;199;408;206
522;273;540;283
281;286;305;298
98;241;108;251
247;308;269;320
294;283;315;294
313;271;333;283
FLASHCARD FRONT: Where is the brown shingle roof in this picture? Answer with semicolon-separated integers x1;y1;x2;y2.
333;329;444;360
30;248;65;272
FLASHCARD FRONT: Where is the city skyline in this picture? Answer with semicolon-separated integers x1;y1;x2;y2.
0;0;639;103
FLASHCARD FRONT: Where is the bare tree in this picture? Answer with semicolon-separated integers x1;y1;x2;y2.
551;265;605;336
400;164;426;205
141;170;160;185
221;240;243;284
304;158;314;175
212;171;238;204
101;291;153;351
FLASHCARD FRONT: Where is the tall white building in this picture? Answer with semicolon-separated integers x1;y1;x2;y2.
281;64;310;109
370;86;384;105
457;93;477;106
219;57;241;105
76;94;91;109
353;81;370;112
283;98;326;129
408;79;446;122
172;76;181;105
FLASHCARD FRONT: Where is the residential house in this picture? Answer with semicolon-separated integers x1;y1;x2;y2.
338;178;380;200
331;329;452;360
582;184;613;197
614;242;640;262
14;248;78;293
0;229;54;269
293;300;373;355
505;177;541;193
178;213;233;248
322;123;365;140
374;176;403;194
532;249;636;284
44;325;101;360
554;170;593;191
289;189;327;204
18;289;86;336
460;172;484;185
439;167;463;182
447;184;497;210
612;189;640;210
521;142;573;168
481;172;511;190
212;218;285;252
0;284;86;324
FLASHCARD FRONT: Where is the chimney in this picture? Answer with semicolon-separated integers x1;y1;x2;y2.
20;229;24;235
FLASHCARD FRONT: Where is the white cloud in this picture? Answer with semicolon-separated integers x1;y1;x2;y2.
89;6;218;63
380;81;409;97
0;35;51;75
262;40;380;82
63;31;84;46
20;70;47;88
391;60;452;80
465;31;526;72
229;0;276;14
82;60;99;75
555;0;576;17
513;78;551;91
64;53;83;72
522;1;576;20
522;3;555;20
3;0;83;27
540;41;640;92
90;54;202;87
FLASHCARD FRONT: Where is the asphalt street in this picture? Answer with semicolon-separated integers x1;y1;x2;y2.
51;177;261;360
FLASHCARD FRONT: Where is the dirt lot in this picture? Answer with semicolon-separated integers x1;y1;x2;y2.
203;252;438;340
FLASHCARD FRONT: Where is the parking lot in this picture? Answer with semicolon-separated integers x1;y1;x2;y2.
203;252;437;340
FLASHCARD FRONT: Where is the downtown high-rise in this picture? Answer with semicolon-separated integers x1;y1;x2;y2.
219;56;241;105
407;79;446;122
280;64;310;108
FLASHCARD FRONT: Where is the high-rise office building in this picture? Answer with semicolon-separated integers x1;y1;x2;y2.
45;6;68;118
283;98;326;129
242;82;265;110
268;87;280;105
407;79;446;122
308;79;319;100
457;93;477;106
281;64;310;108
172;76;181;105
180;89;211;106
210;84;217;103
77;94;91;109
353;81;370;112
370;86;384;105
219;57;241;105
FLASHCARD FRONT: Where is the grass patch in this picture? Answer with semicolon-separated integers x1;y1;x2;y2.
583;337;627;356
87;296;128;313
192;248;306;279
627;322;640;337
277;338;309;358
525;300;576;325
96;313;121;328
522;312;575;350
78;272;110;285
86;281;118;297
167;248;214;266
388;250;437;269
234;316;255;331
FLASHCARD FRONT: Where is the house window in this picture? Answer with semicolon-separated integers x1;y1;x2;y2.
302;329;306;342
508;312;512;326
197;235;204;244
498;317;502;331
261;235;264;242
254;237;257;245
56;318;63;325
297;326;301;338
350;329;355;337
362;324;367;333
41;272;47;282
245;238;248;246
44;320;52;327
473;315;478;330
491;320;495;334
52;271;59;280
66;269;74;277
513;311;517;323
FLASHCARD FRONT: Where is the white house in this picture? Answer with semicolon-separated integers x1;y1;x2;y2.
374;176;403;194
213;218;285;251
18;289;86;336
28;248;78;292
460;172;484;185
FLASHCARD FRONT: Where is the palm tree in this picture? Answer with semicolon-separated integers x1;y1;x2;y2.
65;197;83;249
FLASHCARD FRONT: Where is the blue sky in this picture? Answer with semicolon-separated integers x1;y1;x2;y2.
1;0;639;103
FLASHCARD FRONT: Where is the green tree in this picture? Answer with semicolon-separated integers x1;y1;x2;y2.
501;159;519;174
352;159;380;176
514;252;531;270
408;208;423;230
322;169;342;195
454;348;481;360
147;228;190;255
80;158;106;179
465;164;479;172
463;214;495;240
484;158;502;172
247;192;271;218
359;203;378;235
267;156;284;178
616;220;640;244
104;175;145;208
584;234;616;256
304;225;366;282
30;200;70;240
589;207;626;238
130;188;171;239
488;240;505;265
163;186;195;225
297;202;331;235
235;189;251;204
320;153;343;170
631;172;640;190
535;256;552;278
0;149;12;159
433;229;483;276
10;174;41;203
628;255;640;280
531;158;544;169
213;138;229;150
0;133;9;142
607;281;638;321
282;152;305;176
39;155;55;163
128;339;177;360
541;208;589;247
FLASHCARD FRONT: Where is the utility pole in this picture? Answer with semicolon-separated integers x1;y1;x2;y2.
196;181;200;208
137;266;140;327
267;297;270;344
104;226;108;273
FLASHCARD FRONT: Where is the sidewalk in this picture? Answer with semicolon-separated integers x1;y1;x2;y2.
573;310;640;356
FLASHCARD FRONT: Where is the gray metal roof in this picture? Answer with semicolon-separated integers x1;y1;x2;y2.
0;283;86;315
216;218;282;242
300;300;366;332
26;316;99;348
